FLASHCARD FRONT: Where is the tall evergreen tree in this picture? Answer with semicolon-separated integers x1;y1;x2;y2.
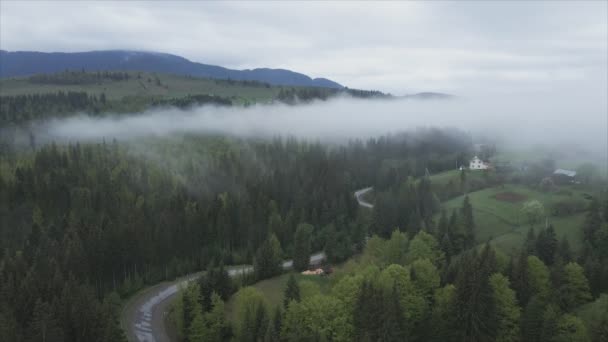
521;295;546;342
489;273;521;342
556;237;573;263
254;234;283;280
283;274;301;309
379;284;406;342
461;195;475;245
536;225;557;265
25;299;64;342
523;228;537;256
293;223;313;271
454;250;498;341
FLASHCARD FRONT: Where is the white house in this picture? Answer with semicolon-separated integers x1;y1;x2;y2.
469;156;490;170
553;169;576;184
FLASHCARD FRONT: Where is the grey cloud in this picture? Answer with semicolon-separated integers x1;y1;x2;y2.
1;1;605;95
33;94;606;168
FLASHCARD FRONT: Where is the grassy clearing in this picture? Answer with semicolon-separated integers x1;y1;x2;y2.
0;72;282;103
428;169;489;186
441;184;591;254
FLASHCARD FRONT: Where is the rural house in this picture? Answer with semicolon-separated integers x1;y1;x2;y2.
469;156;490;170
553;169;576;184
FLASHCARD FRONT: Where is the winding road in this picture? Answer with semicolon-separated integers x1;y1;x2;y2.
122;254;326;342
122;187;372;342
354;187;374;208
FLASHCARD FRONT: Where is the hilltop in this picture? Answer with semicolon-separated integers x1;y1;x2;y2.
0;50;343;88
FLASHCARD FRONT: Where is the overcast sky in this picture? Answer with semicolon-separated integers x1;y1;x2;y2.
1;1;606;95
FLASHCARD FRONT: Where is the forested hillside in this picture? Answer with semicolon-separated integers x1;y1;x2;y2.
1;70;606;342
0;119;471;341
0;70;387;127
174;195;608;342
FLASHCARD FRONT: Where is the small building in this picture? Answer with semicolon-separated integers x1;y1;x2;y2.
301;268;324;276
469;156;490;170
553;169;576;184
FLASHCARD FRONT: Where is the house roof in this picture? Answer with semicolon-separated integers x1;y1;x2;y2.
471;156;489;163
554;169;576;177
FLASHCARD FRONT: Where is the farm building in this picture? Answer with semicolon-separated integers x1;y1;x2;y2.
553;169;576;184
469;156;490;170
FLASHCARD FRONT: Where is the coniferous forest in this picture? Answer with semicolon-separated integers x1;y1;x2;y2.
1;71;607;342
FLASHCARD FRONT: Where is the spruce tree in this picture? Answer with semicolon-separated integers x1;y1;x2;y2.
523;228;537;256
380;285;406;342
25;300;64;342
521;296;546;342
454;250;498;341
535;225;557;266
556;237;572;263
254;234;283;280
293;223;313;271
283;274;301;309
461;195;475;245
584;199;602;243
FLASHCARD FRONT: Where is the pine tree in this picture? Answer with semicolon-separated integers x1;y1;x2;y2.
254;233;283;280
454;250;498;341
264;318;279;342
583;199;602;242
201;293;228;341
293;223;313;271
283;274;301;309
25;299;64;342
535;225;557;265
438;209;448;236
539;304;560;342
379;284;406;342
524;228;537;256
489;273;521;342
271;306;282;340
187;310;206;342
556;237;572;263
521;296;546;342
461;195;475;245
253;301;269;342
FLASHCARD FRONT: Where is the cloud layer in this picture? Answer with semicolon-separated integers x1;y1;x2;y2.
35;94;606;161
1;1;606;95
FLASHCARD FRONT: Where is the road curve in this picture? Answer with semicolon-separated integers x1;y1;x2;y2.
122;252;326;342
354;187;374;208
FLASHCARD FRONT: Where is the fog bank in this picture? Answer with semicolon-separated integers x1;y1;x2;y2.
34;94;605;154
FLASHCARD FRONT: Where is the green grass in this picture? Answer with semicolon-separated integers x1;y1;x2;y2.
440;184;591;254
0;71;283;103
427;169;494;201
428;169;462;186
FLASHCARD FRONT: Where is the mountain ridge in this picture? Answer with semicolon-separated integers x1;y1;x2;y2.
0;49;344;88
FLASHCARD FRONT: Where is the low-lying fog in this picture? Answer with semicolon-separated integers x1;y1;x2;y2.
32;93;606;160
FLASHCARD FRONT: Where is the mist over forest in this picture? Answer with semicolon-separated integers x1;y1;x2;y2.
25;92;606;170
1;2;607;342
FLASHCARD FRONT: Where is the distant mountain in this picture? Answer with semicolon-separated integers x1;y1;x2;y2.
0;50;343;88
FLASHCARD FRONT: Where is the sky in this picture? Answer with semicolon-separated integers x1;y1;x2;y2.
1;1;606;96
